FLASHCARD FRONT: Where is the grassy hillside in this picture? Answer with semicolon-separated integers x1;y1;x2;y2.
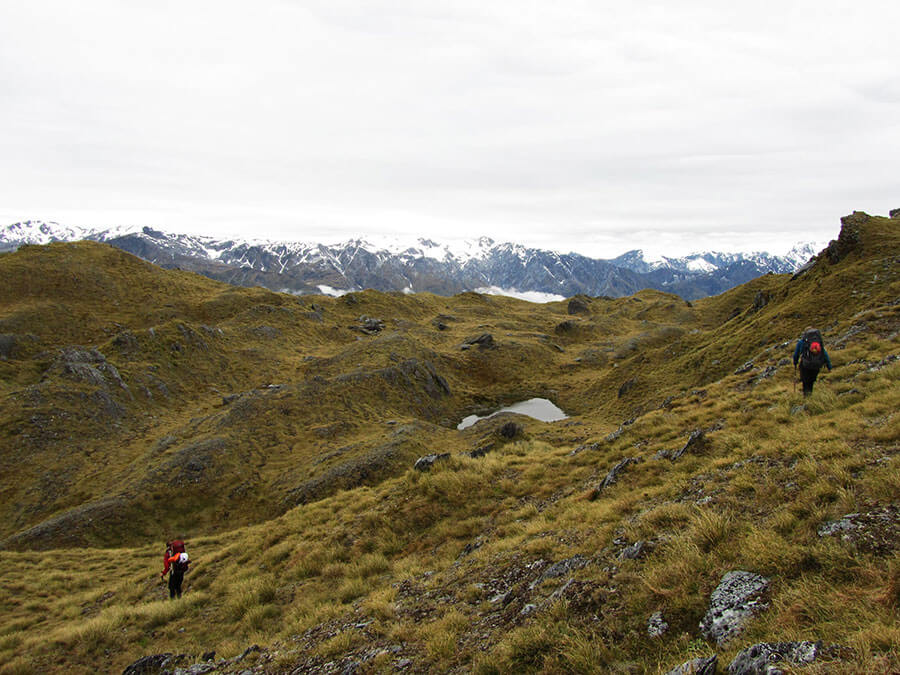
0;212;897;673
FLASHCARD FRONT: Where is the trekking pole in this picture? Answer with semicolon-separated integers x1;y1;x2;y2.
793;365;797;395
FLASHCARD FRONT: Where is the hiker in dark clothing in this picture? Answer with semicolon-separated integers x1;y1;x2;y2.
161;539;190;599
793;327;832;396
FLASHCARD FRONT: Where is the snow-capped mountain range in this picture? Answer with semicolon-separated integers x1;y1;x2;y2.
1;220;823;301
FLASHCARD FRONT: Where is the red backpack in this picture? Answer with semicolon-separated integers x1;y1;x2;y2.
165;540;189;572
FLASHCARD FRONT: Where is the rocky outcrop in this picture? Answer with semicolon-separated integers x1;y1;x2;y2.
825;212;867;263
670;430;708;460
567;296;591;315
699;571;770;645
413;453;450;472
727;640;826;674
352;316;385;334
47;347;128;390
665;655;717;675
590;457;642;499
461;333;495;350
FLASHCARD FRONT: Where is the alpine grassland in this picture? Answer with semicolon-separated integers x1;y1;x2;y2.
0;211;897;673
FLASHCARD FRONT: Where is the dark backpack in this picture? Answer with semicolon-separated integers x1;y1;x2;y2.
799;329;825;369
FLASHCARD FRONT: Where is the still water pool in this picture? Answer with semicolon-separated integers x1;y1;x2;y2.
457;398;568;430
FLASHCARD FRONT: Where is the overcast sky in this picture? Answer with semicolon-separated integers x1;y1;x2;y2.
1;1;898;257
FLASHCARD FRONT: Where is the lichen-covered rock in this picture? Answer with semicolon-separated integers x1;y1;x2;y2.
727;640;823;674
700;571;770;645
665;655;717;675
648;611;669;638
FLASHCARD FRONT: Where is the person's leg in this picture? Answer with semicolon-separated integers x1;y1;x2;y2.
800;366;819;396
168;573;177;599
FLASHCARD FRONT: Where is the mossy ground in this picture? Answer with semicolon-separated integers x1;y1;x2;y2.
0;215;898;673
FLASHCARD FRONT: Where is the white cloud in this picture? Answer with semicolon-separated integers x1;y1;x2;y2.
1;1;899;257
475;287;566;304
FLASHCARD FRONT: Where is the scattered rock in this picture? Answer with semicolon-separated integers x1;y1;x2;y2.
700;571;770;645
590;457;642;499
605;426;624;443
619;540;649;560
727;640;824;674
570;442;601;456
647;611;669;638
353;316;385;334
817;505;900;554
671;430;707;460
537;555;588;584
618;377;638;398
665;655;717;675
252;325;280;339
49;347;128;390
567;297;590;315
734;361;754;375
122;653;190;675
0;334;19;360
413;453;450;472
461;333;495;350
466;443;494;458
554;320;579;335
752;291;770;311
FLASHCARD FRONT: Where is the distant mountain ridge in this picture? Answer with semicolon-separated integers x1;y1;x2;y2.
1;220;821;300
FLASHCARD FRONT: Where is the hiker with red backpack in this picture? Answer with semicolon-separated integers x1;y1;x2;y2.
161;539;190;599
792;327;832;396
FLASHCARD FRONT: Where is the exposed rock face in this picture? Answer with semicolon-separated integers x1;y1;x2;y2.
727;640;823;674
890;207;900;219
665;655;717;675
825;212;868;263
413;453;450;472
700;571;770;645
